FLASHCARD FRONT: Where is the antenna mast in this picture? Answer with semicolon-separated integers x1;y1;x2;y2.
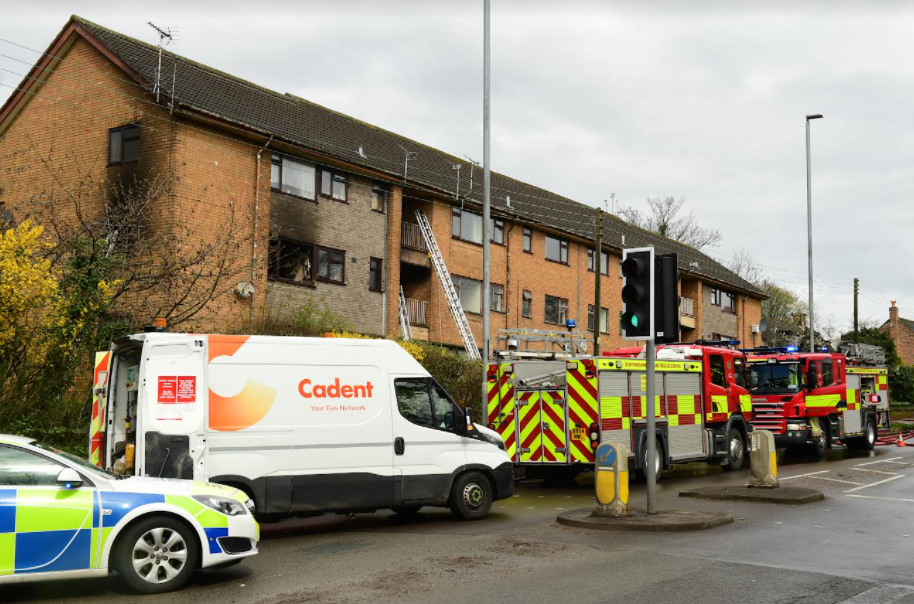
148;22;174;103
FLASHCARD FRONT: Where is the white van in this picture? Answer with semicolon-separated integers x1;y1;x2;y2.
91;333;513;520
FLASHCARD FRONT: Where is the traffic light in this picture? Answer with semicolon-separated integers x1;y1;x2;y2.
621;248;653;340
654;253;680;344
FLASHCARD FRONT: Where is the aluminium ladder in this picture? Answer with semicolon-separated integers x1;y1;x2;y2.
398;286;412;340
415;209;481;359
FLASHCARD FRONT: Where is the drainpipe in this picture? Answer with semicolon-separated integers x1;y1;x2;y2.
381;196;390;337
251;135;274;323
505;224;514;331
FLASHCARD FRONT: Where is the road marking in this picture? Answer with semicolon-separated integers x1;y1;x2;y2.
854;457;903;467
846;494;914;504
805;476;865;486
779;470;830;480
850;468;899;476
835;583;914;604
844;474;904;493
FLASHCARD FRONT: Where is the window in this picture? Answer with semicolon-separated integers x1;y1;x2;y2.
268;238;314;284
320;169;348;202
371;186;387;213
369;257;383;292
452;275;482;314
587;249;609;275
491;283;504;312
452;208;483;244
587;305;609;333
491;218;505;245
317;247;345;284
108;124;140;165
394;378;462;433
545;235;568;264
272;155;316;199
523;228;532;253
0;446;62;486
544;294;568;325
394;379;434;429
522;290;532;318
711;288;722;306
724;293;737;313
709;354;727;388
822;360;833;386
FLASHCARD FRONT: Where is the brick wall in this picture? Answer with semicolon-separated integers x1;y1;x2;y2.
268;167;387;335
701;285;738;340
884;304;914;366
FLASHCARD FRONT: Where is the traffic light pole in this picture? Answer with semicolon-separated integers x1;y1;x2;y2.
645;338;657;514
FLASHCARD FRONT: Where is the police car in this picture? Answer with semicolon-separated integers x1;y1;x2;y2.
0;435;259;593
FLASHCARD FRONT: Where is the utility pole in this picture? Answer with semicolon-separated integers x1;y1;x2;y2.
805;114;823;353
854;278;859;343
481;0;492;390
593;207;602;356
646;339;656;514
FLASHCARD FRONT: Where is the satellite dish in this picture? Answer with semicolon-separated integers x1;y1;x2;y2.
234;281;255;298
759;318;768;333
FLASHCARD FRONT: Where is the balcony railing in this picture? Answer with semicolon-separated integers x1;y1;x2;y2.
401;222;428;251
406;298;428;326
680;296;695;317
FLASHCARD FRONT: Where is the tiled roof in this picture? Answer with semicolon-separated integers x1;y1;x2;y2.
70;15;764;297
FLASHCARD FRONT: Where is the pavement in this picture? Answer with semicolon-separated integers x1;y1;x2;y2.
6;444;914;604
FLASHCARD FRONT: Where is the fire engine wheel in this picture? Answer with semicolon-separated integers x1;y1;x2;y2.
721;427;745;472
847;419;876;451
449;471;492;521
635;438;664;483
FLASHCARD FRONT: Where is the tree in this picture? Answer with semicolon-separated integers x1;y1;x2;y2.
727;246;764;286
619;196;722;251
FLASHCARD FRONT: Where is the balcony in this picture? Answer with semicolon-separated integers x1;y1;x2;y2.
401;222;427;251
680;296;696;329
406;298;428;326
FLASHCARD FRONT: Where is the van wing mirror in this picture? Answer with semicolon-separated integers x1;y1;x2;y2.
56;468;83;489
465;409;474;432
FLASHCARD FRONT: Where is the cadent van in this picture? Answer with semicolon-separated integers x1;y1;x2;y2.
89;333;513;521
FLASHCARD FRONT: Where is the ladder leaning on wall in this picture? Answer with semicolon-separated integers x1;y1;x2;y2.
414;209;481;359
398;286;412;340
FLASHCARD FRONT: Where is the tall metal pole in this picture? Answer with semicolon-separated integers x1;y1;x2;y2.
482;0;492;371
853;278;859;343
805;114;822;353
593;207;602;356
645;339;657;514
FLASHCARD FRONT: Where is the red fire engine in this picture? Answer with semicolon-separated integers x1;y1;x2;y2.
745;343;889;452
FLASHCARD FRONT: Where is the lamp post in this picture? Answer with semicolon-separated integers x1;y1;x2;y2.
805;114;823;353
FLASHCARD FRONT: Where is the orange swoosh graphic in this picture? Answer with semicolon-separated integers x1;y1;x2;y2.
209;380;278;431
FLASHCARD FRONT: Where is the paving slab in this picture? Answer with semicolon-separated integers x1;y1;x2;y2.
556;507;734;532
679;485;824;504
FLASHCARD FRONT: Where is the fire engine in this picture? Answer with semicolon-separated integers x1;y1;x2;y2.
745;342;889;452
486;335;754;480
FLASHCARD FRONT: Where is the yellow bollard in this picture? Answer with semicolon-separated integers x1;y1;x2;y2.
594;442;629;516
749;430;779;488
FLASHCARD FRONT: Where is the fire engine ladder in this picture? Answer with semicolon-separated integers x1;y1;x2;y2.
398;286;412;340
415;209;480;359
841;343;886;366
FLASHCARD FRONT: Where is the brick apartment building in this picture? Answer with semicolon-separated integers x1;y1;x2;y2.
0;16;766;352
883;303;914;366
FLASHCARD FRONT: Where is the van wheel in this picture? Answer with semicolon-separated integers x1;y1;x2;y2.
449;472;492;520
721;427;745;471
391;505;422;516
114;515;199;594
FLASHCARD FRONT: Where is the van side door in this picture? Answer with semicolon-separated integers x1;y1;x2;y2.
391;377;468;504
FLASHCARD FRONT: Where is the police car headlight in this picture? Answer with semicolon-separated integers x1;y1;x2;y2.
193;495;248;516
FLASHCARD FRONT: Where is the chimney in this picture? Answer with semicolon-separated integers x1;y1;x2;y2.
890;301;899;326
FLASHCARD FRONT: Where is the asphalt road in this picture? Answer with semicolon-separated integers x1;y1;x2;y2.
7;445;914;604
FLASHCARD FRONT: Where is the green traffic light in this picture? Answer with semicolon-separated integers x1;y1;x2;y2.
630;315;639;328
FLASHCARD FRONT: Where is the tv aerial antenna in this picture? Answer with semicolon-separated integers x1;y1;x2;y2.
148;22;177;104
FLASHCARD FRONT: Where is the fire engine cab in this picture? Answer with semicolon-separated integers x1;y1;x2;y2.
486;338;754;480
745;343;889;452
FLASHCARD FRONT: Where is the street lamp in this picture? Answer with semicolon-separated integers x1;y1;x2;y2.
805;114;823;353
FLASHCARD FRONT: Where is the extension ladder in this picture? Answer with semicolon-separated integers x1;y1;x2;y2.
415;209;480;359
398;286;412;340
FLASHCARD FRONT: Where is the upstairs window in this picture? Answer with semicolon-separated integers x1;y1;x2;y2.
452;275;482;314
588;305;609;333
587;249;609;275
320;169;348;202
545;235;568;264
369;257;383;292
317;247;345;284
544;294;568;325
452;208;483;244
522;290;532;317
272;155;316;200
268;238;314;284
711;288;722;306
523;228;532;253
108;124;140;165
371;186;388;213
491;218;505;245
724;293;737;313
491;283;505;312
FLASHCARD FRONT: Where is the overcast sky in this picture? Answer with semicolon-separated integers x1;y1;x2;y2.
3;0;912;335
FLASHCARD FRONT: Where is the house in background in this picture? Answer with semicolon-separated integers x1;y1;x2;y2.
883;302;914;365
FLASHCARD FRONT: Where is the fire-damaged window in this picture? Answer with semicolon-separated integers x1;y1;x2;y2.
317;247;346;283
544;294;568;325
108;124;140;165
272;155;316;200
268;238;314;284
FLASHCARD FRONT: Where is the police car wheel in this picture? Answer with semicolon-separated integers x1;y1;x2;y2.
115;516;199;594
449;472;492;520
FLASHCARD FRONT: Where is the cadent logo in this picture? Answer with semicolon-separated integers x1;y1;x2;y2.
299;378;374;399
